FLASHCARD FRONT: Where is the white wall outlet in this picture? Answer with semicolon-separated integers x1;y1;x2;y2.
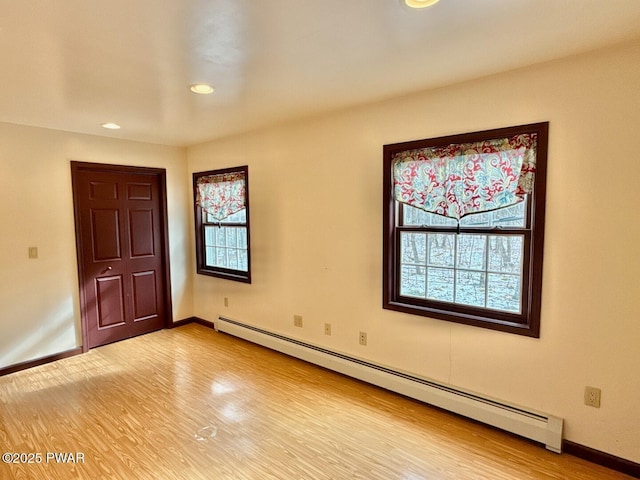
294;315;303;327
324;323;331;335
584;386;601;408
359;331;367;346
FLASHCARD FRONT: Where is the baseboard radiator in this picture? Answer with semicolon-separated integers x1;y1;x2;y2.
215;316;563;453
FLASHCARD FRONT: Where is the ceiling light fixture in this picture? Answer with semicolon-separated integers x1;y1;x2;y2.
189;83;215;94
404;0;440;8
101;122;121;130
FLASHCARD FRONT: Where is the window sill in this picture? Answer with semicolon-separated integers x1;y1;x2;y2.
384;299;538;337
197;267;251;284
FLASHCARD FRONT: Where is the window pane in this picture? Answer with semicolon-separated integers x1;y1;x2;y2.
403;205;457;227
459;198;527;228
491;198;527;228
238;228;247;248
427;234;455;267
216;247;227;267
225;208;246;223
459;211;492;227
455;271;486;307
204;226;249;271
488;235;523;273
238;251;248;271
401;232;426;265
228;249;239;270
204;225;216;247
426;267;454;302
400;231;525;312
401;265;426;298
487;273;521;313
404;200;526;229
204;208;246;224
226;228;238;247
205;246;215;266
216;228;227;247
456;235;487;271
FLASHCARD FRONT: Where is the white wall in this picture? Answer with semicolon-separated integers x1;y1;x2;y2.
0;124;193;368
188;40;640;462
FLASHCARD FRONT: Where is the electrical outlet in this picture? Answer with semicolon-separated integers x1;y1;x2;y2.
224;297;229;307
28;247;38;259
324;323;331;335
359;331;367;346
294;315;303;328
584;386;601;408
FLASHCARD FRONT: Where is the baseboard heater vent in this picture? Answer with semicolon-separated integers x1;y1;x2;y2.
215;316;563;453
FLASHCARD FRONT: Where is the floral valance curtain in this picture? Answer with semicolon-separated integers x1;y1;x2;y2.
392;133;537;220
196;171;246;222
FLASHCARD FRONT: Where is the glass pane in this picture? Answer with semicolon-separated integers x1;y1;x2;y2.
204;208;246;224
226;228;238;248
401;232;426;265
403;200;526;228
488;236;524;273
456;235;487;271
427;234;455;267
487;273;521;313
225;208;246;223
403;205;457;227
204;226;215;247
216;247;227;267
228;249;239;269
216;228;227;247
238;251;249;271
401;265;426;298
460;211;491;227
491;198;526;227
455;271;486;307
238;228;247;248
203;226;248;271
426;267;454;302
458;197;527;228
205;246;215;266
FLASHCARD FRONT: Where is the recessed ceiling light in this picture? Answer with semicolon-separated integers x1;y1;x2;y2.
101;122;121;130
189;83;215;94
404;0;440;8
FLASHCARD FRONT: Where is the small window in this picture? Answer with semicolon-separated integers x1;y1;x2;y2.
383;123;548;337
193;166;251;283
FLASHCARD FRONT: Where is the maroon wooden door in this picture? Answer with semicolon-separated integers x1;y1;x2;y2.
72;164;168;349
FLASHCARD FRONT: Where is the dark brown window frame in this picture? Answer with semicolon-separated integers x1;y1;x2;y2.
193;165;251;283
383;122;548;337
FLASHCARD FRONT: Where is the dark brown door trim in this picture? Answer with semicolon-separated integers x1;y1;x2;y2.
70;161;173;352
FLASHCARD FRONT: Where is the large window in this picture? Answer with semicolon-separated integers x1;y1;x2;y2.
193;166;251;283
383;123;548;336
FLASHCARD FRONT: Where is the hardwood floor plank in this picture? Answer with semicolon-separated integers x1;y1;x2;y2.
0;324;634;479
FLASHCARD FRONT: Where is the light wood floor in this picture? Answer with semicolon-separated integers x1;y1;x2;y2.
0;324;633;480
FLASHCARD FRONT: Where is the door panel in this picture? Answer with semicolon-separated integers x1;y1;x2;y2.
73;165;168;349
129;209;155;257
124;173;165;338
132;271;158;321
91;209;122;261
127;183;152;200
96;276;126;328
89;181;119;200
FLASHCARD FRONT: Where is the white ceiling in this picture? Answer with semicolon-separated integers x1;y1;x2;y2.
1;0;640;147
